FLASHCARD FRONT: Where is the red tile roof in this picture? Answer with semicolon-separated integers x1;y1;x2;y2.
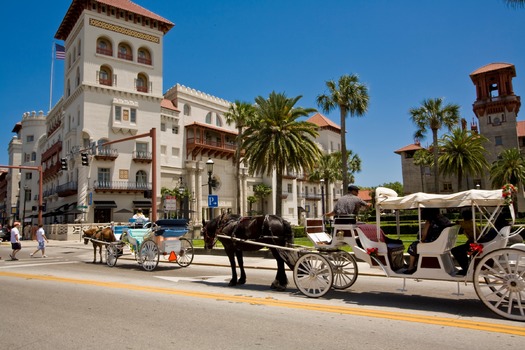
394;143;423;154
56;0;174;40
470;62;515;76
357;190;372;202
161;99;179;111
307;113;341;132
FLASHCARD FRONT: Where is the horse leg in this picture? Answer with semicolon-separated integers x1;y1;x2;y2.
270;248;288;291
98;244;103;263
236;250;246;285
92;243;97;263
226;249;238;287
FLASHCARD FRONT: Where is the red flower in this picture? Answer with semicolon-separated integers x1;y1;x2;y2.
367;247;379;257
468;243;483;256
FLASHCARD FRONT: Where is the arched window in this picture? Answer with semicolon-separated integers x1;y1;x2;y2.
31;152;37;161
138;47;152;65
136;170;148;189
118;42;132;61
67;79;71;97
205;112;212;124
98;65;112;86
216;114;222;127
76;67;80;87
96;38;112;56
183;104;191;116
136;73;148;93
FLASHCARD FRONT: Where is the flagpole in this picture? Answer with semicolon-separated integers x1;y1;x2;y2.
49;42;55;112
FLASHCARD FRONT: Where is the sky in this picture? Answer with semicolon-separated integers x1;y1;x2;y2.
1;0;524;187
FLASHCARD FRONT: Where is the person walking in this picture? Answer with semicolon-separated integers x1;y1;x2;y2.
10;221;22;260
30;224;48;258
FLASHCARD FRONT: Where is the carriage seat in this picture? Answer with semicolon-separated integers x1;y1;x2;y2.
154;219;189;237
356;224;404;250
476;226;511;258
125;228;150;248
305;218;331;244
417;225;459;255
355;224;404;270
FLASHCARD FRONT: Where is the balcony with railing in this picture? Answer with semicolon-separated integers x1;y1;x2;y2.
132;151;152;163
118;52;133;61
185;123;238;160
56;181;78;197
94;147;119;161
138;57;152;65
93;180;152;193
43;162;62;181
97;47;112;56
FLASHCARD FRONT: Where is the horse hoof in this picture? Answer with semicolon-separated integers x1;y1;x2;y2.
238;278;246;285
228;281;237;287
270;281;286;292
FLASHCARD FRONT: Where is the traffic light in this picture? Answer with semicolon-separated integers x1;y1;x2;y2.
81;152;89;166
60;158;68;171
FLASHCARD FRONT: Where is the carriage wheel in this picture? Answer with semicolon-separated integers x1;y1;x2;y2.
293;253;333;298
473;248;525;321
106;244;119;267
176;238;194;267
139;240;159;271
325;251;358;290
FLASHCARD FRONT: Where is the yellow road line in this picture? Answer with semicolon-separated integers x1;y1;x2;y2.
1;270;523;336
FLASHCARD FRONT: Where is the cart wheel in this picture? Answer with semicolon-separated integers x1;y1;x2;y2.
106;244;118;267
325;251;358;289
293;253;333;298
176;238;194;267
473;248;525;322
139;240;159;271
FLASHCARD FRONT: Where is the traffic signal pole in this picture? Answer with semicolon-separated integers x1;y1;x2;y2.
102;128;158;221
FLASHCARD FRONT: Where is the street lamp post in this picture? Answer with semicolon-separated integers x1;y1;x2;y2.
21;185;29;240
320;179;325;218
206;158;214;221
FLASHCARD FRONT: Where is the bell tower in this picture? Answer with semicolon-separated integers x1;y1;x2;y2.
470;63;521;186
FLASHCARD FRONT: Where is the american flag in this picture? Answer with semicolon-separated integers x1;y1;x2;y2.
55;43;65;60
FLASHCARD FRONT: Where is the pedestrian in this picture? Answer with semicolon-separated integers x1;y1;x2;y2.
10;221;22;260
30;224;48;258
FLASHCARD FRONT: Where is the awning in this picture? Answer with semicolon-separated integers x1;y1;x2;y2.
93;201;117;209
133;200;151;208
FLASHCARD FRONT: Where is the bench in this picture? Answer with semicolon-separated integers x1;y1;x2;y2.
154;219;188;238
305;219;332;244
417;225;459;272
124;228;150;249
355;224;405;270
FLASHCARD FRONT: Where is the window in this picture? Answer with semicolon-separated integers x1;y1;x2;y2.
115;106;121;121
495;136;503;146
76;67;80;87
97;168;111;187
172;147;180;157
443;183;452;192
172;126;179;134
31;152;36;161
136;73;148;93
287;183;292;193
26;135;34;142
138;48;152;65
216;114;222;127
160;123;166;131
160;145;167;155
25;173;32;180
205;112;212;124
183;104;191;116
67;79;71;97
130;108;137;123
24;153;30;162
96;38;112;56
136;170;148;188
136;142;148;158
118;43;132;61
98;66;112;86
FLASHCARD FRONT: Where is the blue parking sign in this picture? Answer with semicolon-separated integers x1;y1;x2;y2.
208;195;218;208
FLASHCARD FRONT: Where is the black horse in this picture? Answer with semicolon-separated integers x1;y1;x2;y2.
202;213;293;291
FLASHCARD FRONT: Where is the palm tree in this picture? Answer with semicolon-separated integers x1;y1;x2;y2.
317;74;369;191
224;100;256;215
413;148;433;192
243;91;322;216
253;183;272;214
490;148;525;188
409;97;460;193
308;152;342;215
505;0;525;8
438;128;489;191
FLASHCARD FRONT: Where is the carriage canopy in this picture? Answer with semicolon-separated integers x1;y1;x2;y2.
375;187;505;210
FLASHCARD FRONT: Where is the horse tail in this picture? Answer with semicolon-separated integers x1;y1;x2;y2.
282;219;294;245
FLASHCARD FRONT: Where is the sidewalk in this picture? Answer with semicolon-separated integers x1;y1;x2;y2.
1;239;385;276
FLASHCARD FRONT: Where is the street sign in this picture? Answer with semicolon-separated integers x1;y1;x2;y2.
165;195;177;211
77;205;88;209
208;195;218;208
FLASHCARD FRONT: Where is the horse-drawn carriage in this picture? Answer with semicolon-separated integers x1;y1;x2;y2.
203;187;525;322
84;219;194;271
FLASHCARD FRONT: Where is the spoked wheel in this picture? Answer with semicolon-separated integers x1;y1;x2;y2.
293;253;333;298
139;240;159;271
473;248;525;321
176;238;194;267
106;244;119;267
325;251;358;289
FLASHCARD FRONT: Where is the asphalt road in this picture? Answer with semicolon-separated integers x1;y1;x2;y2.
1;240;524;349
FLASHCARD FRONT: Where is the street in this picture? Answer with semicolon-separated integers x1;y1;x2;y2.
1;240;524;349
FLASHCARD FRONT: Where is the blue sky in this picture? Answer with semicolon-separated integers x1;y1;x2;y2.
1;0;524;187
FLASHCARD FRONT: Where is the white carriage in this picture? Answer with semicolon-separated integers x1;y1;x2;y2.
291;187;525;322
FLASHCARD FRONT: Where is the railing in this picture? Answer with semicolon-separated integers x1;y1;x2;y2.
118;52;133;61
99;78;112;86
93;181;152;191
138;57;152;65
56;181;78;197
96;47;112;56
132;151;152;161
186;137;237;151
95;148;119;159
136;85;148;93
43;162;62;180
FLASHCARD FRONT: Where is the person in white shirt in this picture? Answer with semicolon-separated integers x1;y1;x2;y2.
30;224;48;258
10;221;22;260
